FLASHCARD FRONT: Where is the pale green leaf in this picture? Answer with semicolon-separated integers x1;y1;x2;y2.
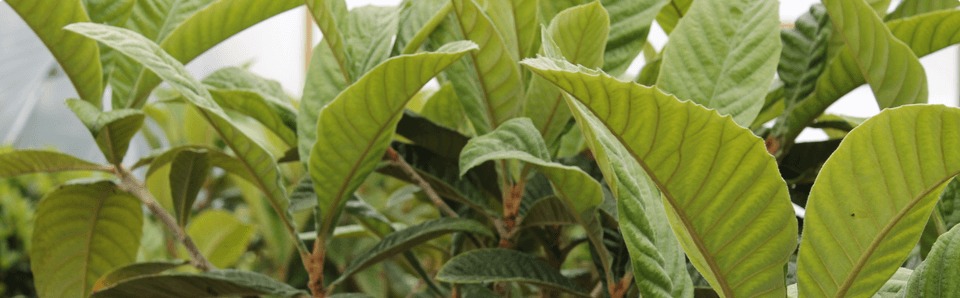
186;210;254;268
7;0;103;106
904;224;960;296
655;0;692;34
524;57;797;297
436;249;587;296
395;0;449;54
421;82;470;134
66;99;145;165
305;0;351;82
343;6;400;78
83;0;135;26
789;268;913;298
93;261;188;292
334;218;493;285
299;40;350;162
779;5;832;106
657;0;781;126
168;149;209;227
202;67;297;146
31;182;142;298
451;0;525;133
887;0;957;20
797;105;960;297
0;150;111;178
601;0;670;76
486;0;539;59
90;270;305;297
308;41;477;239
824;0;928;109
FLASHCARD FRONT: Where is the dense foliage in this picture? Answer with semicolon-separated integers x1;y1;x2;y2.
2;0;960;297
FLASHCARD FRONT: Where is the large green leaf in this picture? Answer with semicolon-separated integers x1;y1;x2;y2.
31;182;143;298
436;249;587;296
524;2;609;147
7;0;103;106
67;22;308;258
887;0;957;20
66;99;145;165
450;0;525;133
903;224;960;296
334;218;492;284
186;210;255;268
486;0;539;59
524;57;797;297
308;41;476;239
168;149;209;227
600;0;670;77
797;105;960;297
298;40;350;162
90;270;305;297
773;10;960;150
0;150;111;178
778;5;832;107
822;0;928;109
657;0;781;126
202;67;297;147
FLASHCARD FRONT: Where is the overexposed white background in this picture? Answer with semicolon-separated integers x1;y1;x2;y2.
1;0;957;161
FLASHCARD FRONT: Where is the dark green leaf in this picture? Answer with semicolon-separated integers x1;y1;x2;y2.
90;270;306;297
168;149;209;227
904;224;960;296
779;5;832;106
437;249;588;296
601;0;669;76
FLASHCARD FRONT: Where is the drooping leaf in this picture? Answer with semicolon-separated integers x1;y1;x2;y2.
600;0;670;77
334;218;493;284
887;0;958;20
450;0;525;133
308;41;477;239
168;149;209;227
90;270;306;297
0;150;111;178
654;0;692;34
186;210;255;268
773;10;960;152
524;57;798;297
524;2;609;147
66;99;145;165
822;0;928;109
31;182;143;298
92;261;188;292
797;105;960;297
657;0;781;126
778;5;832;106
299;40;350;162
7;0;103;106
903;224;960;296
67;22;307;258
437;249;588;296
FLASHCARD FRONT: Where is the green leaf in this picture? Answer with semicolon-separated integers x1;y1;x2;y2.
0;150;111;178
797;105;960;297
654;0;692;34
524;57;798;297
186;210;255;268
824;0;929;109
168;149;209;227
342;6;400;78
93;261;188;292
83;0;136;26
887;0;958;20
334;218;493;285
396;111;473;161
31;182;143;298
308;41;477;239
395;0;449;54
437;249;587;296
939;177;960;230
451;0;525;133
778;5;832;106
521;196;577;228
200;67;297;147
773;10;960;148
7;0;103;106
66;99;145;165
788;268;913;298
601;0;670;76
67;22;307;257
90;270;306;297
524;2;609;146
140;145;254;184
305;0;351;82
299;40;350;162
486;0;539;59
904;224;960;296
657;0;781;127
420;82;470;134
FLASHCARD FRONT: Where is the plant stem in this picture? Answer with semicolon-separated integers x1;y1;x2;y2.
115;166;215;271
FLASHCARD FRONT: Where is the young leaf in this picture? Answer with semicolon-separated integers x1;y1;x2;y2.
333;218;493;285
797;105;960;297
657;0;782;126
202;67;297;146
31;182;143;298
778;5;832;106
308;41;477;239
524;57;798;297
0;150;111;178
168;149;210;227
601;0;670;77
450;0;525;133
93;261;188;292
186;210;255;268
822;0;928;108
903;224;960;296
7;0;103;106
886;0;957;20
90;270;306;297
437;249;588;296
66;99;145;165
